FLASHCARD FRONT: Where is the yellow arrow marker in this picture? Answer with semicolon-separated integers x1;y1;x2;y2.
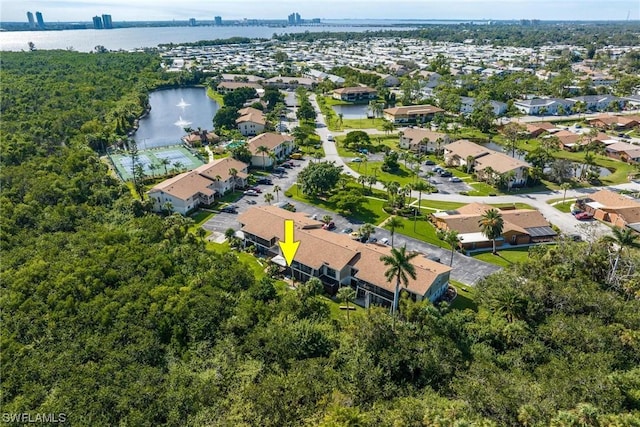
278;219;300;266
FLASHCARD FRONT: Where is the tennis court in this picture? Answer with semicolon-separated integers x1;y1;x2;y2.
110;145;205;181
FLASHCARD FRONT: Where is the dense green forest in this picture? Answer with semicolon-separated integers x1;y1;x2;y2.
1;51;640;426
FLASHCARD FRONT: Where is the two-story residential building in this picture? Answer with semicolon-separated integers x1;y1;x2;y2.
246;133;295;168
431;203;556;250
399;128;450;154
444;139;491;168
264;76;316;90
459;96;508;116
216;81;263;94
473;152;530;187
236;106;266;136
383;105;445;124
332;86;378;102
238;206;452;307
514;98;575;116
566;95;624;112
148;157;249;214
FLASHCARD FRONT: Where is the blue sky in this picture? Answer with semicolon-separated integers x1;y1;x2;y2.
2;0;639;22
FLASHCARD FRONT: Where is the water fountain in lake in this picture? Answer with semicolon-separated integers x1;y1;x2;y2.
177;98;190;108
174;116;192;127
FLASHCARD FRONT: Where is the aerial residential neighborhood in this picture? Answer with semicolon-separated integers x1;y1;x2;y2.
5;11;640;424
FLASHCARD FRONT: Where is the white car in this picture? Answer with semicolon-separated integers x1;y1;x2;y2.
327;134;334;142
380;237;390;245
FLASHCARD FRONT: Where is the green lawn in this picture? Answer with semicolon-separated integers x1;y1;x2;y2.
547;198;575;213
320;294;363;321
348;161;419;186
449;281;478;311
467;182;497;196
206;87;225;106
471;247;532;268
287;183;391;225
335;134;399;158
394;217;449;248
340;117;389;131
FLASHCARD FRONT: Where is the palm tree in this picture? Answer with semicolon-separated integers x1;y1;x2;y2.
603;227;640;284
273;185;281;202
264;192;274;204
224;227;236;241
560;182;572;206
173;161;184;172
384;216;404;248
367;174;377;192
322;214;333;224
228;168;238;192
358;223;375;242
337;286;356;321
412;181;430;230
479;208;504;254
380;245;418;327
466;155;475;174
357;175;367;190
438;229;459;266
160;158;171;176
382;120;394;136
257;145;270;170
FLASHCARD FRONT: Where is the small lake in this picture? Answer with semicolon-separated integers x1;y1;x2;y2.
133;87;219;149
482;141;611;178
332;104;372;120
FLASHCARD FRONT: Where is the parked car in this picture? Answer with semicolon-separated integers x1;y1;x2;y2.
575;212;594;220
243;190;259;196
433;166;444;172
342;227;353;234
425;254;441;263
429;179;440;184
448;177;462;183
250;187;262;193
290;153;303;160
327;134;335;142
256;178;272;185
273;167;286;173
367;237;378;244
281;163;292;169
220;206;237;214
439;170;453;177
352;158;362;163
323;221;336;230
568;233;582;241
246;200;257;205
350;231;361;240
380;237;390;245
424;160;436;165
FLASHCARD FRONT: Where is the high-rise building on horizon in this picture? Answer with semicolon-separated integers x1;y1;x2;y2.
26;12;35;28
35;11;44;29
93;16;103;29
102;14;113;29
189;18;196;26
287;12;302;25
214;16;222;26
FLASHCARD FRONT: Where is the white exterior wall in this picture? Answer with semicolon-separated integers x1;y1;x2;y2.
238;121;265;136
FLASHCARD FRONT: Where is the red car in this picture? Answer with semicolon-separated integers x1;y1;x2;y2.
322;221;336;230
575;212;593;220
250;187;262;193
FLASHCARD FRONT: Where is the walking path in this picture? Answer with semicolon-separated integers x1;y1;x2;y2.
309;94;639;238
204;145;214;163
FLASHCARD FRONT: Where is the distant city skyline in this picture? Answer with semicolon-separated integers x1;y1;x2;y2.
2;0;639;22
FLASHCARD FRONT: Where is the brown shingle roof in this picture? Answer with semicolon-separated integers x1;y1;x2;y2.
402;128;448;142
194;157;248;182
149;171;215;201
384;105;445;116
333;86;377;94
587;189;640;209
239;206;451;296
474;152;529;174
439;204;552;236
217;81;262;90
247;133;293;155
445;139;491;159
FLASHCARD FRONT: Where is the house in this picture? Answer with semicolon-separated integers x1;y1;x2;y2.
236;106;266;136
623;95;640;108
444;139;491;168
399;128;450;153
220;74;263;83
460;96;508;116
566;95;624;112
383;105;445;124
148;157;249;214
587;114;640;130
473;152;530;187
523;122;559;138
431;203;556;250
216;81;263;94
578;189;640;229
238;206;452;307
246;132;295;168
182;129;219;147
413;70;442;88
551;130;609;151
332;86;378;102
263;76;316;90
514;98;575;116
605;142;640;164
